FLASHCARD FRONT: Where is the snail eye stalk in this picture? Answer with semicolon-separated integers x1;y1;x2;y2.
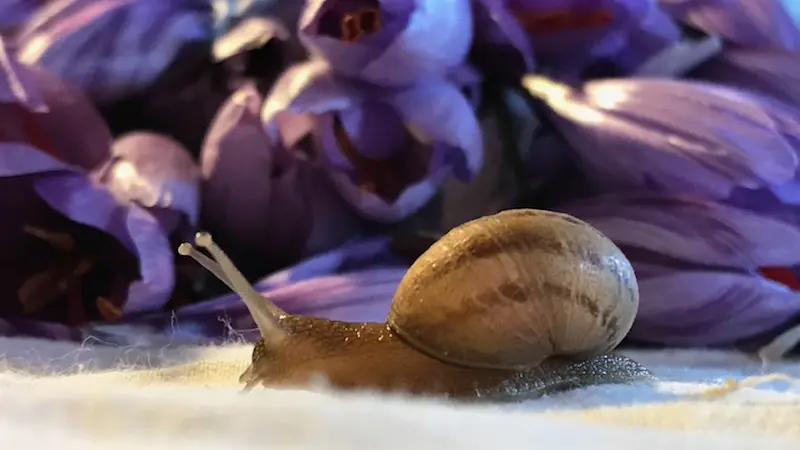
178;232;287;343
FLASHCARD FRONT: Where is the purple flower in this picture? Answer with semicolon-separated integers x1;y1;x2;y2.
15;0;213;104
559;193;800;346
200;81;362;276
298;0;473;86
521;75;800;202
472;0;681;78
262;59;483;222
0;46;178;331
658;0;800;51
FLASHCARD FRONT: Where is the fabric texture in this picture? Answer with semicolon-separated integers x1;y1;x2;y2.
0;338;799;448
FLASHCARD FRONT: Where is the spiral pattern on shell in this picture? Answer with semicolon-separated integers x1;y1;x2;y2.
387;209;639;370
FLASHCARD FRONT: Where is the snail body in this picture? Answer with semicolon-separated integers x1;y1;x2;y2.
180;209;653;401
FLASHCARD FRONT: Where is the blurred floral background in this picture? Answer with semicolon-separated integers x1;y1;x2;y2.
0;0;799;355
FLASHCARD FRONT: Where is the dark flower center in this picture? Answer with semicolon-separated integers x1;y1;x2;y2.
511;8;613;36
319;0;382;43
16;220;138;326
332;114;428;202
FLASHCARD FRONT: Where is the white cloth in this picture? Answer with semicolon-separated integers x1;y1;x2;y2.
0;338;798;449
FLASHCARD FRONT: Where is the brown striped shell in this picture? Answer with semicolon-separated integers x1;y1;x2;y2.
387;209;639;370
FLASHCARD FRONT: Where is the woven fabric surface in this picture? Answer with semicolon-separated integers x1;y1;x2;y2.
1;338;799;449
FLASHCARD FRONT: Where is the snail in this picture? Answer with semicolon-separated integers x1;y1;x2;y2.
178;209;653;401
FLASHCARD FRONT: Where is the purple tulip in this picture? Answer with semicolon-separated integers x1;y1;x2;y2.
472;0;681;78
0;46;176;331
559;192;800;346
200;81;362;275
262;59;483;222
689;48;800;109
15;0;213;104
298;0;473;86
521;75;800;202
658;0;800;51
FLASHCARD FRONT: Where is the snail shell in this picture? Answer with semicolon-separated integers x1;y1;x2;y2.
387;209;639;370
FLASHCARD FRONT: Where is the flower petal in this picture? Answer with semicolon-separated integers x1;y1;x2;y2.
388;80;483;181
470;0;535;75
0;38;45;109
489;0;680;77
16;0;213;103
25;65;112;170
98;132;201;234
261;59;363;142
523;75;800;197
0;143;76;177
658;0;800;51
32;172;174;313
212;0;281;37
0;59;111;171
202;82;361;274
629;269;800;346
559;193;800;268
0;0;46;37
317;82;483;222
690;48;800;108
299;0;472;86
212;16;289;61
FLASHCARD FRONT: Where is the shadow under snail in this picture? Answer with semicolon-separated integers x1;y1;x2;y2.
178;209;654;401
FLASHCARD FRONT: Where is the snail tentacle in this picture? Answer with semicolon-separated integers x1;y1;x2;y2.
177;242;235;291
185;232;287;343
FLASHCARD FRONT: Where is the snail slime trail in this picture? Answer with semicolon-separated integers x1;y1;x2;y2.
178;209;654;402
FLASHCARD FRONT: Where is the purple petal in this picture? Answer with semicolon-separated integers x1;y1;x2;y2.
33;173;174;314
24;65;113;170
0;51;111;171
0;38;44;109
0;1;48;37
690;48;800;109
16;0;213;104
446;63;483;108
212;16;289;61
388;81;483;180
523;76;800;198
503;0;681;76
629;269;800;346
96;132;201;235
658;0;800;51
470;0;535;75
201;82;361;272
262;59;364;141
299;0;473;86
319;80;482;222
0;317;77;341
559;193;800;268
